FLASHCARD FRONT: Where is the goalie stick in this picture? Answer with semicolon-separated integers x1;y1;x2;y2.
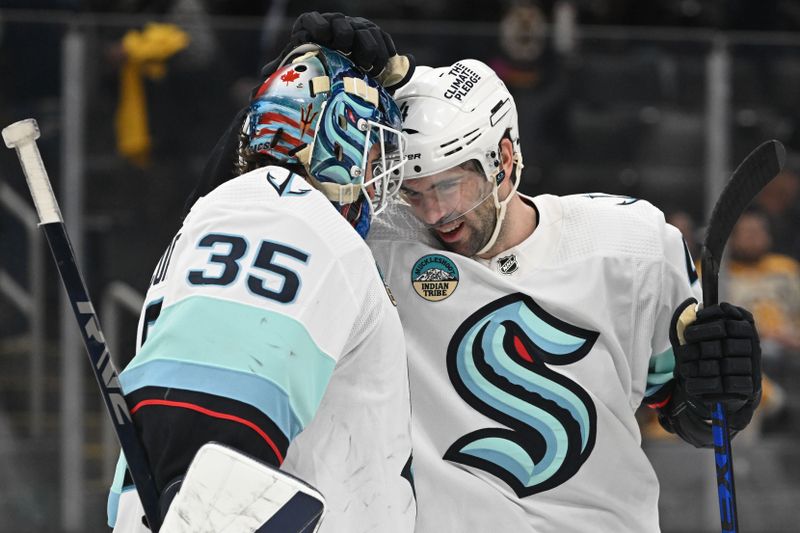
2;119;163;532
701;139;785;533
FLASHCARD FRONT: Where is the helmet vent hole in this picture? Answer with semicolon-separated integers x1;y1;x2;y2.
443;146;463;157
334;143;344;161
440;138;459;148
464;131;481;146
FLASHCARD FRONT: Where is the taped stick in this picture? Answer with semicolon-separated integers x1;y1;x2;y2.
3;118;163;531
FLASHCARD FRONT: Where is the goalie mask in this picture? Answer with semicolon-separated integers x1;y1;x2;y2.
245;44;405;237
393;60;523;255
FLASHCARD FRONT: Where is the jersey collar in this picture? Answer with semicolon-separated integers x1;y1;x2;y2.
474;193;563;277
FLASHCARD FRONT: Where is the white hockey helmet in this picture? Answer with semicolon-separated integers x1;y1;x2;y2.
396;60;520;181
393;60;524;255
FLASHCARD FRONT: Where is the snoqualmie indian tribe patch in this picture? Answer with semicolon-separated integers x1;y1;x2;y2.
412;254;459;301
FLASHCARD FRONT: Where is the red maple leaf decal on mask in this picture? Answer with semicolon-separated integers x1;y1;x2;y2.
280;69;301;85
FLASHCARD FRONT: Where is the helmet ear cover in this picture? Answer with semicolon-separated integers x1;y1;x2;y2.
492;130;519;185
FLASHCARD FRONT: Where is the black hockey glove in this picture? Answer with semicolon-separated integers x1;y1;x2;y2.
259;11;415;93
669;298;762;431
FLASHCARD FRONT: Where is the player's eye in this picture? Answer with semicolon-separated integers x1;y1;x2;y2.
401;188;421;200
435;179;461;192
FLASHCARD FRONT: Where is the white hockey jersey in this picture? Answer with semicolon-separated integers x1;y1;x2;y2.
108;166;415;533
368;193;701;532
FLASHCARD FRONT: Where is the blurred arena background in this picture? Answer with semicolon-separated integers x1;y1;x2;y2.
2;0;800;531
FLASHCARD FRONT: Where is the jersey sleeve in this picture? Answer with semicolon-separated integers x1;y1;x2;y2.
643;223;702;407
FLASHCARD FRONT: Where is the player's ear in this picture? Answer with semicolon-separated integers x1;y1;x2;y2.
497;137;514;184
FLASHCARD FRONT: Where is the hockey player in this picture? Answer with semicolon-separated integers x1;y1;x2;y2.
107;44;415;532
368;60;760;532
277;13;762;533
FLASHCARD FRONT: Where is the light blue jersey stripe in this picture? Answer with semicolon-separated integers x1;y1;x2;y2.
107;453;134;527
123;295;337;432
121;359;303;439
646;348;675;397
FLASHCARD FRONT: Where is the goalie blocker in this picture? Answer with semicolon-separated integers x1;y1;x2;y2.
115;443;326;533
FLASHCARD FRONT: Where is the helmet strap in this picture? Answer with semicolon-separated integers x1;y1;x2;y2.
302;173;371;238
476;151;523;257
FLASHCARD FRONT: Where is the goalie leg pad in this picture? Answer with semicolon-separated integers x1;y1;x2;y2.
160;442;325;533
255;491;326;532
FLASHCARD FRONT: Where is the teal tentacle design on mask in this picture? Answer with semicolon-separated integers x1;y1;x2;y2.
444;293;599;497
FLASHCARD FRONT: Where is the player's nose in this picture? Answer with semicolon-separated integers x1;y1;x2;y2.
417;195;448;226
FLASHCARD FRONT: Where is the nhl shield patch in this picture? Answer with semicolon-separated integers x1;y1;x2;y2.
411;254;459;301
497;254;519;275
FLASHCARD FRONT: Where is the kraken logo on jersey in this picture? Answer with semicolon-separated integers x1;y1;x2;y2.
411;254;459;301
444;293;599;497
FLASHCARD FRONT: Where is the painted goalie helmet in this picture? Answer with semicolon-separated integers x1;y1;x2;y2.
244;44;405;236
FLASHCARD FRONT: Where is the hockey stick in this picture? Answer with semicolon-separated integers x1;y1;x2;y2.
2;119;163;532
701;139;785;533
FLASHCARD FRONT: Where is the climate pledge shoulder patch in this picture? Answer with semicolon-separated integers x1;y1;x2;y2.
411;254;459;302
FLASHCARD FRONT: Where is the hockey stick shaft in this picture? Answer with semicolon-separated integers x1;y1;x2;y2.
2;119;163;532
700;249;738;533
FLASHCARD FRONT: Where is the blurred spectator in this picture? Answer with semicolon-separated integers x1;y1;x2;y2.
754;167;800;262
114;22;190;167
726;208;800;362
488;0;574;195
493;0;550;87
725;209;797;439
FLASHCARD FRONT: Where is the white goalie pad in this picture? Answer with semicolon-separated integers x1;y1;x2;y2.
161;442;326;533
